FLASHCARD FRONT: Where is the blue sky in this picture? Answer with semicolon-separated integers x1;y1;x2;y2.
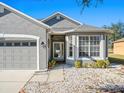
0;0;124;27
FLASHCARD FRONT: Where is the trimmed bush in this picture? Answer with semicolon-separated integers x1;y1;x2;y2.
96;60;106;68
74;60;82;68
96;60;110;68
90;62;98;68
82;62;97;68
82;60;110;68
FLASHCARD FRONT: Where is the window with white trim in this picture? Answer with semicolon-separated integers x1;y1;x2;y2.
79;36;89;57
90;36;100;57
68;36;73;57
78;35;100;57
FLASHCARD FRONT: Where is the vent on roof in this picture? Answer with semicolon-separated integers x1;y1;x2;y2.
56;15;60;20
0;6;4;13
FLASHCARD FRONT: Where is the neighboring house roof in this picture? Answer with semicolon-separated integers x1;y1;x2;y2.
113;38;124;43
0;2;50;29
41;12;82;25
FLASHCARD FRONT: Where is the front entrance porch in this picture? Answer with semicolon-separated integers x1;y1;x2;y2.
48;34;107;65
50;35;66;63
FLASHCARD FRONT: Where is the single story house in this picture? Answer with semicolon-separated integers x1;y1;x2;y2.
0;2;112;70
113;38;124;55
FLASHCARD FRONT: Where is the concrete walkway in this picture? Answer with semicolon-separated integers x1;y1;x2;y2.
31;65;67;82
0;70;34;93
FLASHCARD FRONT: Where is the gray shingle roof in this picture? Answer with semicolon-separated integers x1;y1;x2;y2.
76;24;106;31
50;24;113;34
69;24;113;34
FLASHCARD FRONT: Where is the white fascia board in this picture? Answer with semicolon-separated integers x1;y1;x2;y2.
0;33;40;39
50;29;75;34
0;2;50;29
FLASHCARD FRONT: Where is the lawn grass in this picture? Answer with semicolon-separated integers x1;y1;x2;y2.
108;53;124;64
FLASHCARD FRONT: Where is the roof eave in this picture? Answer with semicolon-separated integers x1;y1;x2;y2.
67;30;113;34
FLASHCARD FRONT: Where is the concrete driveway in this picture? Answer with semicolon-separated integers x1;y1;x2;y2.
0;70;34;93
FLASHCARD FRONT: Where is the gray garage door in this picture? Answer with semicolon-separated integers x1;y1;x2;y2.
0;41;37;70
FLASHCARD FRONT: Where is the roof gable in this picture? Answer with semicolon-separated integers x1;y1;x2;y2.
0;2;50;29
41;12;82;26
51;18;79;29
44;15;64;26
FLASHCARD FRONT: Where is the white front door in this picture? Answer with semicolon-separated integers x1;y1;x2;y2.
53;42;64;61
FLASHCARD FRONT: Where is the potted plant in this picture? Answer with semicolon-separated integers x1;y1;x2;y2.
48;59;56;69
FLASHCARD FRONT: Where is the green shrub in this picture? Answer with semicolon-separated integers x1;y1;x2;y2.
82;62;97;68
51;59;56;67
96;60;110;68
96;60;106;68
90;62;97;68
82;60;110;68
74;60;82;68
48;59;56;69
104;60;110;67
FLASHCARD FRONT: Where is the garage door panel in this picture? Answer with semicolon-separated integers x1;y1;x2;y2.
0;64;4;69
0;40;37;70
5;57;12;64
5;64;14;69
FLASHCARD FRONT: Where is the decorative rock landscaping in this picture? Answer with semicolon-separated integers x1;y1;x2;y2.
24;65;124;93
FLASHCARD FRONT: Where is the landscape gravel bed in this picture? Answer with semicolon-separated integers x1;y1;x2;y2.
24;67;124;93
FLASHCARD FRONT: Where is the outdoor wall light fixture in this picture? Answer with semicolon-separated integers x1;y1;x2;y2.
41;42;45;45
41;41;46;48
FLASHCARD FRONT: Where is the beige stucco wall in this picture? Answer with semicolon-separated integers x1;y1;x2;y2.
113;42;124;55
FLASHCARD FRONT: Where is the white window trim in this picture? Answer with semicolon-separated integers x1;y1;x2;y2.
77;35;101;60
53;42;64;60
67;35;74;60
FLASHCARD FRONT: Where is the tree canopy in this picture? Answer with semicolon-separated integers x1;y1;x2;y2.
76;0;103;12
103;22;124;41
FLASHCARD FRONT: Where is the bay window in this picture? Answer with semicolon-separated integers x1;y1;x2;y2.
78;35;100;58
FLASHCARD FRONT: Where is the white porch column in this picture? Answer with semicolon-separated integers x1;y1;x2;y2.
37;37;40;70
65;35;68;60
100;35;106;60
72;35;76;60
